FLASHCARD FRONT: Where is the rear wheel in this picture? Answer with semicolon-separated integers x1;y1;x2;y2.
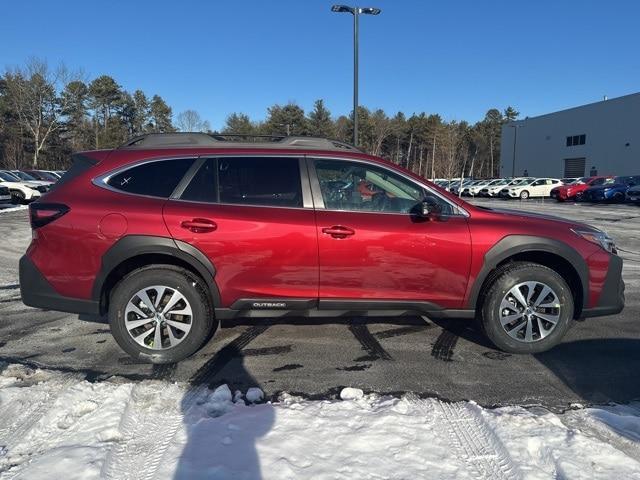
519;190;530;200
109;265;217;364
480;262;574;354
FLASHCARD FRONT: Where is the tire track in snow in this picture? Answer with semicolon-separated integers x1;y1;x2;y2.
101;382;186;480
102;326;268;480
0;375;75;469
437;401;521;480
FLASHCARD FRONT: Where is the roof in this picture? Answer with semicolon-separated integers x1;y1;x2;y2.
119;133;362;152
506;91;640;125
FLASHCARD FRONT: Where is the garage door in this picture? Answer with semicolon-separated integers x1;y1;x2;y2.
564;158;586;177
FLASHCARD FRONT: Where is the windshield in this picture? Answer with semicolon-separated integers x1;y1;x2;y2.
492;179;509;186
36;171;58;181
13;171;37;181
571;177;588;185
510;178;531;186
0;171;20;182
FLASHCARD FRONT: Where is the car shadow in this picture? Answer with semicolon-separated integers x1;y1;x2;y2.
534;338;640;405
173;344;274;479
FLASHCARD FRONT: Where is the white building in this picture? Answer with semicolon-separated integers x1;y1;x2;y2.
500;92;639;179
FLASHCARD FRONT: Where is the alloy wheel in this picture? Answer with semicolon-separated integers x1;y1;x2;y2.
499;281;561;343
124;285;193;350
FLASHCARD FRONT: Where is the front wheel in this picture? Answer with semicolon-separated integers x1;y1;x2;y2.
11;190;25;205
109;265;217;364
480;262;574;354
519;190;530;200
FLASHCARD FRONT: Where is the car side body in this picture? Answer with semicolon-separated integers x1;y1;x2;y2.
19;134;625;362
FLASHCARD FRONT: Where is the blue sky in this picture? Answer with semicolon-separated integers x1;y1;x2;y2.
2;0;639;129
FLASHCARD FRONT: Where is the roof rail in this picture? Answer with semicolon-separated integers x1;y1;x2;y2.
119;132;362;152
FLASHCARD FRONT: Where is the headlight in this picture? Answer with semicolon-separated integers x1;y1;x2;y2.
572;228;617;254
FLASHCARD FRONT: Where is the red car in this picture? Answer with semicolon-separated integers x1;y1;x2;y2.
551;176;612;202
20;133;624;363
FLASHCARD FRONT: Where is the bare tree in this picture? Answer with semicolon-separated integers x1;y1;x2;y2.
5;58;79;168
176;109;209;132
369;109;392;156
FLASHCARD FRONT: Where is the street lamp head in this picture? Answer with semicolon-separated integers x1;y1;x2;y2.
360;7;382;15
331;5;354;13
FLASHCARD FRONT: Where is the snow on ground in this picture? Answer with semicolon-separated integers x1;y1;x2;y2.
0;206;27;216
0;365;638;480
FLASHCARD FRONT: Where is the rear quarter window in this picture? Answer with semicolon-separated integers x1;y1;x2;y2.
107;158;195;198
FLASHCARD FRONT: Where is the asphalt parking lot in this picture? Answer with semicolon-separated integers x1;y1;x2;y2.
1;199;639;410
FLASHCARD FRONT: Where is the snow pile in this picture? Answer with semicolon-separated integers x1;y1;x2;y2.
0;364;638;480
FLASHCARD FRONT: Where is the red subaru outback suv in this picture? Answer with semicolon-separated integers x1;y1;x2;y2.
20;133;624;363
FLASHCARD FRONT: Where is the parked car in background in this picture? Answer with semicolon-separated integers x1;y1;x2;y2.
9;170;54;187
627;184;640;204
478;179;510;196
582;175;640;202
497;178;535;198
19;132;624;363
480;177;531;197
501;178;562;199
561;177;579;185
0;171;43;203
24;170;60;182
550;176;612;202
464;179;498;196
450;179;475;195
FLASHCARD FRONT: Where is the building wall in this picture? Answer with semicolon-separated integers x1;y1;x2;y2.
500;93;640;178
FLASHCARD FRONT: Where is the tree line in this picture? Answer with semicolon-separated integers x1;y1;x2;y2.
0;58;519;179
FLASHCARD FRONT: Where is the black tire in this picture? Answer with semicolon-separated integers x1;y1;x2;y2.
10;190;25;205
109;265;217;364
519;190;529;200
480;262;574;354
612;191;625;203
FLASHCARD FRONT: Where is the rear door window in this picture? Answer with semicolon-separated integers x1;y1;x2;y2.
107;158;195;198
218;157;302;208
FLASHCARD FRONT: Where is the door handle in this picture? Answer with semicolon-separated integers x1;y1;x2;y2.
322;225;355;239
180;218;217;233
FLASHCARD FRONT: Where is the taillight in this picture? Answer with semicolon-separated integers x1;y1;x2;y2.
29;203;70;229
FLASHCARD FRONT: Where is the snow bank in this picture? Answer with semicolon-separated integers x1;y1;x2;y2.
0;364;638;480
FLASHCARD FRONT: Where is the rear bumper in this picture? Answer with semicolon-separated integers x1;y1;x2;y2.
19;255;100;315
581;254;625;318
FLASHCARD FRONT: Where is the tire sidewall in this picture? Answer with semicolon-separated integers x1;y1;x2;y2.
482;265;574;354
109;268;214;364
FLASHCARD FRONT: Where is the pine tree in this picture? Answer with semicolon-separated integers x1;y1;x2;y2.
149;95;174;132
307;99;334;138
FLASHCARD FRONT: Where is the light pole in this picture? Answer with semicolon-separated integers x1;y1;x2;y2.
331;5;381;147
509;123;524;177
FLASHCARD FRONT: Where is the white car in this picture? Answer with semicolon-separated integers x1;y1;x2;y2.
465;179;499;196
450;179;475;195
0;171;43;203
501;178;562;199
482;177;533;197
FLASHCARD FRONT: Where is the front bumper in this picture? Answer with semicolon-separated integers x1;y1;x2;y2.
581;254;625;318
20;255;100;315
